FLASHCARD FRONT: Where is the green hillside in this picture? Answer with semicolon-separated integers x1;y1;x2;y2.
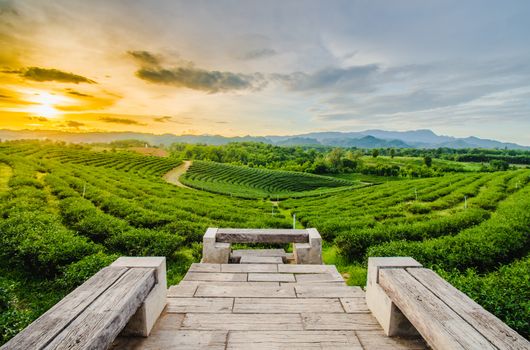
0;141;528;342
180;160;360;198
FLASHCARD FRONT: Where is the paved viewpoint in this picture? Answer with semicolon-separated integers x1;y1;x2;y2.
113;262;426;349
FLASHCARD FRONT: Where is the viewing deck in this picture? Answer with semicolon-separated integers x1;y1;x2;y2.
4;228;527;350
112;261;426;349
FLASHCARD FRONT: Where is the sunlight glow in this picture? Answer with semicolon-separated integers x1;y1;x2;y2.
25;91;69;119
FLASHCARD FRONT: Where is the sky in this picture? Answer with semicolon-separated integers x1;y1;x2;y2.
1;0;529;145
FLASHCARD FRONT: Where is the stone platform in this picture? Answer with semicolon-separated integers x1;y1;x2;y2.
113;263;426;349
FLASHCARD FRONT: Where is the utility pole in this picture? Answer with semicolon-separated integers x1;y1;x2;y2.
414;188;418;200
464;195;467;209
293;214;296;229
82;183;86;198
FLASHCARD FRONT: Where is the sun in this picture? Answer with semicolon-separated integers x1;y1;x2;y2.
25;91;67;119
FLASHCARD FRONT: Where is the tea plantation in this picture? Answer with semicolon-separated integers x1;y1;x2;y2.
0;141;528;342
181;160;359;198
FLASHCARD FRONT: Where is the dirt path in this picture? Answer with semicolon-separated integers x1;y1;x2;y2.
163;160;192;188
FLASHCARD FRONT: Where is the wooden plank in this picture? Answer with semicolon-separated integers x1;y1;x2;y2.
178;280;280;287
408;268;530;350
227;331;362;349
340;298;369;313
166;297;233;313
167;283;198;297
216;229;308;243
240;256;283;264
231;249;287;258
233;298;344;313
112;330;227;349
295;273;344;283
2;266;129;350
379;268;496;350
221;264;277;273
183;272;247;282
295;285;364;298
248;273;295;282
302;313;381;331
188;263;221;272
45;268;156;350
281;281;346;287
195;285;296;298
278;264;337;274
355;330;427;350
182;313;303;331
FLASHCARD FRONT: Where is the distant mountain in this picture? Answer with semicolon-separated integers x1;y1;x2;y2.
0;128;528;150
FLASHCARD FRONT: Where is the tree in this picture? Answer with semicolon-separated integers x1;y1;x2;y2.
372;149;379;158
390;149;396;158
424;155;432;167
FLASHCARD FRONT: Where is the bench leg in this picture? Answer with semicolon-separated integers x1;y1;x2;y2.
202;228;231;263
294;228;322;264
111;257;167;337
366;257;422;337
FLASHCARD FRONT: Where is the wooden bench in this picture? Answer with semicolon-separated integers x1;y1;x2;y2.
201;228;322;264
1;257;167;350
366;257;529;350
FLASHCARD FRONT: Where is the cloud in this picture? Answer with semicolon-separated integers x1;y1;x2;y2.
65;120;85;128
6;67;96;84
66;90;93;98
136;66;263;93
129;50;266;93
127;50;160;65
99;117;147;125
27;116;49;122
238;48;277;60
274;64;379;92
153;116;172;122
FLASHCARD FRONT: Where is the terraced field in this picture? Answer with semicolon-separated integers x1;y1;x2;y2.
0;142;292;343
0;141;528;340
180;160;361;198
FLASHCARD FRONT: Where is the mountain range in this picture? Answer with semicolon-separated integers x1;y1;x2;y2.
0;129;528;150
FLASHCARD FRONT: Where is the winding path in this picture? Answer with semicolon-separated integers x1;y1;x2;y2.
163;160;192;189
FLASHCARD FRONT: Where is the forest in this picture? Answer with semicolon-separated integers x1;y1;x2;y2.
0;140;528;343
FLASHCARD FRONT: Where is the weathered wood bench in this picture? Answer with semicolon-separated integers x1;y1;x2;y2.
202;228;322;264
366;257;529;350
1;257;167;350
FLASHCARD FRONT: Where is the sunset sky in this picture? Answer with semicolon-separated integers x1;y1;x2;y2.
1;0;529;144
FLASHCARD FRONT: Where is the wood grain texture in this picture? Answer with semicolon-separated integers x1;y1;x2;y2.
188;263;221;272
408;267;530;350
2;266;129;350
240;256;283;264
182;313;303;331
221;264;277;273
295;285;365;298
233;298;344;313
356;330;427;349
227;331;363;349
166;297;234;313
46;267;156;350
302;313;381;331
379;268;496;350
231;249;287;258
184;272;247;282
112;330;227;349
195;285;296;298
248;273;295;282
216;229;308;243
340;298;369;313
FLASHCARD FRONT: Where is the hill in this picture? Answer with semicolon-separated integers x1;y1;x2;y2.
1;128;528;150
180;160;359;198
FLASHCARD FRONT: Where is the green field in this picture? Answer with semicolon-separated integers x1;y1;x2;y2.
180;160;360;198
0;141;529;342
